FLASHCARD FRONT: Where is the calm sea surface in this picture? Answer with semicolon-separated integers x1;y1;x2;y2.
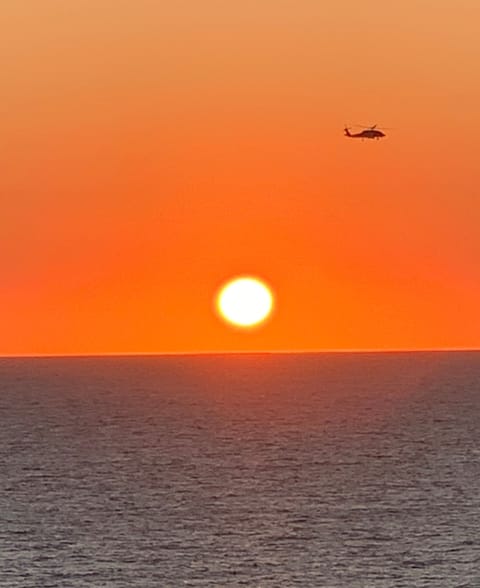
0;352;479;587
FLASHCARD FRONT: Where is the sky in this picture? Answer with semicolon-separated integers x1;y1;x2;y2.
1;0;479;355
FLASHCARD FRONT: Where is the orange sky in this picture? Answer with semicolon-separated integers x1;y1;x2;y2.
1;1;479;355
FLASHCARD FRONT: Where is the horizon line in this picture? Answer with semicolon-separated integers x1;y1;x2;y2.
1;347;479;359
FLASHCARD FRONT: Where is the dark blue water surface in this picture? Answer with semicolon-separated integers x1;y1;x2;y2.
1;352;479;587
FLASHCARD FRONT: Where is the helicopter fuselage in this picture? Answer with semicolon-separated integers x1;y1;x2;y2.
344;127;385;140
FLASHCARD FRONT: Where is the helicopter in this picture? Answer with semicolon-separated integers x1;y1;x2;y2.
344;125;386;140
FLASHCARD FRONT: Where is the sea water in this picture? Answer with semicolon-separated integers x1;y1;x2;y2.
0;352;479;587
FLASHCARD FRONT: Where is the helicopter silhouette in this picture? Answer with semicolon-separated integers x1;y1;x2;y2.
344;124;386;140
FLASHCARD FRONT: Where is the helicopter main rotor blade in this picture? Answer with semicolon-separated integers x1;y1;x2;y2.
352;123;394;130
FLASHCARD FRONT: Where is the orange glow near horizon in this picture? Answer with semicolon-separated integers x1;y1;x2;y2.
1;1;480;355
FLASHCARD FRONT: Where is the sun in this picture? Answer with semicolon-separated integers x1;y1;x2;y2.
216;276;274;328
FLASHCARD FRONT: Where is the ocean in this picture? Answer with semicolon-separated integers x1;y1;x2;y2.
0;351;479;587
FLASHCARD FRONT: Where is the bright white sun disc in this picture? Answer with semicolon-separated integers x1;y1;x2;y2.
216;277;274;328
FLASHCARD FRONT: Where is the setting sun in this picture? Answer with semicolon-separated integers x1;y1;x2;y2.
216;277;274;328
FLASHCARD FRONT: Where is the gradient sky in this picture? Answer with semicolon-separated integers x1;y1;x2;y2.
2;1;479;355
